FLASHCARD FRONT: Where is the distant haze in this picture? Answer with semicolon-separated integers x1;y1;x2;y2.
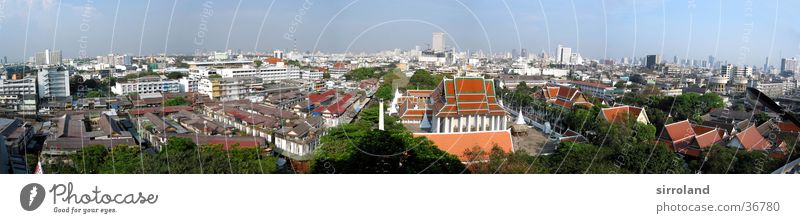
0;0;797;66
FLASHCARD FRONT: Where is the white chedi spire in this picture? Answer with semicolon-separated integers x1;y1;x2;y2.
379;101;385;131
420;110;431;129
388;88;401;115
516;108;526;125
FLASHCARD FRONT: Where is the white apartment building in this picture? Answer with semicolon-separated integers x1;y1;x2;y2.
198;77;263;101
301;70;323;80
0;77;36;96
178;76;199;93
37;67;70;99
111;75;180;95
216;64;300;81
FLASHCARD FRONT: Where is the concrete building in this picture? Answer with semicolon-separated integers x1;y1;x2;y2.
749;80;794;98
645;54;661;69
178;76;200;93
781;58;798;75
557;45;572;65
216;64;300;81
432;32;445;52
198;77;263;101
570;81;615;97
34;49;62;65
112;75;180;95
37;67;70;99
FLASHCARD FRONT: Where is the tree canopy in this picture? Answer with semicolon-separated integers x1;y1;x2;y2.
310;104;466;173
43;137;279;174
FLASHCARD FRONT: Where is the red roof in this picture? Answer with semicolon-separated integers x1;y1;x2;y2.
432;77;505;117
571;80;611;89
414;131;513;162
263;57;282;64
660;120;725;157
734;126;772;151
777;122;800;133
308;89;336;104
128;106;193;116
538;85;592;109
601;105;644;123
317;93;354;116
207;139;261;151
663;120;695;142
406;90;434;97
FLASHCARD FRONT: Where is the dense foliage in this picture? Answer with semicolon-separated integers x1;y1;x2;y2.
310;104;466;173
43;137;278;174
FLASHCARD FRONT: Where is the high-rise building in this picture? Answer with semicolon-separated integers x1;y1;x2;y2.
781;58;798;75
431;32;445;52
37;67;70;99
673;56;678;64
520;48;528;58
557;45;572;65
764;57;770;72
721;64;734;77
708;55;716;69
34;49;62;66
645;54;661;69
273;50;284;60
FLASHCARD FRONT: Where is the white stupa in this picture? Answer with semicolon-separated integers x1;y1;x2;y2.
515;109;526;125
379;101;385;131
388;88;401;115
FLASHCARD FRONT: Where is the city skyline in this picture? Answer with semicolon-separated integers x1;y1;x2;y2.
0;0;798;66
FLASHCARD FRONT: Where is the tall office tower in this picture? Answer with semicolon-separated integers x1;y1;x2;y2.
645;54;660;69
673;56;678;64
431;32;445;52
34;49;62;65
520;48;528;58
764;57;770;72
557;45;572;65
511;49;518;60
781;58;798;74
708;55;716;69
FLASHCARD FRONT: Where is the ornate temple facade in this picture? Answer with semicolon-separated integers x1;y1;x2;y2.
427;77;507;133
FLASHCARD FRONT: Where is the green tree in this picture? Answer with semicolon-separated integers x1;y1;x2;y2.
310;104;465;173
616;143;687;174
163;96;190;106
86;91;102;98
703;145;737;174
375;84;393;101
166;72;185;79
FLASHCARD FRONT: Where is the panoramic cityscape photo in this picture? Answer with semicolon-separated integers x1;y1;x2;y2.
0;0;799;174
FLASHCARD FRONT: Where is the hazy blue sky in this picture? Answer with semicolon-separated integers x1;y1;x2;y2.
0;0;798;66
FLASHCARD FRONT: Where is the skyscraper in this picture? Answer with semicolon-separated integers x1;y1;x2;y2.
431;32;445;52
708;55;715;69
781;58;797;75
557;45;572;65
764;56;770;72
645;54;660;69
34;49;62;65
